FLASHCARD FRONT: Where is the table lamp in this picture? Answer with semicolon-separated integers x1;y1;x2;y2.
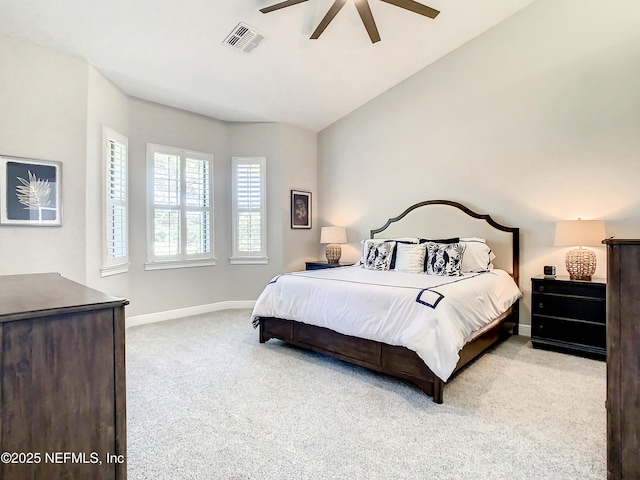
554;219;606;281
320;226;347;264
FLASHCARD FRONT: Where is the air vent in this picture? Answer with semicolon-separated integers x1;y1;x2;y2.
224;23;265;54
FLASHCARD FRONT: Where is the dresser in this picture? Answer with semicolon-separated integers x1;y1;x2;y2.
530;275;606;359
604;239;640;480
0;273;128;480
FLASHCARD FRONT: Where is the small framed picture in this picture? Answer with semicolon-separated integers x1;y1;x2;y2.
0;155;62;226
291;190;311;229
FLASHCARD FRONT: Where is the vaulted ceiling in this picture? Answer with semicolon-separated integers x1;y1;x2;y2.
0;0;535;131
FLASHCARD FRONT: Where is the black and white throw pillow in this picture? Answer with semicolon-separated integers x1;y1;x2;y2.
363;240;396;271
426;242;466;276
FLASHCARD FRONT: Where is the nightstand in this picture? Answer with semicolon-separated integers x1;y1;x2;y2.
531;275;606;360
305;261;354;271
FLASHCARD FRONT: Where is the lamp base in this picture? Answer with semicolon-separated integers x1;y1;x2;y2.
565;247;596;281
325;244;342;264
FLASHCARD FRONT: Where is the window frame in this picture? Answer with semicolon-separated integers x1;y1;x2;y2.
145;143;216;271
101;126;130;277
230;156;268;265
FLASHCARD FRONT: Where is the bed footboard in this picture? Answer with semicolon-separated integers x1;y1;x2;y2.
257;304;517;404
259;317;445;403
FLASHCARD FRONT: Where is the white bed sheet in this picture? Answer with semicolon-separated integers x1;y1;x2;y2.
251;266;522;381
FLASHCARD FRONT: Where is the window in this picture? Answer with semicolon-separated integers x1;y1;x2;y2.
145;144;215;270
230;157;267;264
101;126;130;277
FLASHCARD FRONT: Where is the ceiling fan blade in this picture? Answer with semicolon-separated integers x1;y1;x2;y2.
260;0;310;14
379;0;440;19
310;0;347;39
354;0;381;43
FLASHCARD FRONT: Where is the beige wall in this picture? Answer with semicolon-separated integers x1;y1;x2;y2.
0;33;318;317
317;0;640;331
227;123;318;279
3;0;639;325
85;65;131;299
0;33;89;282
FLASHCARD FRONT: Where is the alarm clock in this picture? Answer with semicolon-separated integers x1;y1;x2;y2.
544;265;556;277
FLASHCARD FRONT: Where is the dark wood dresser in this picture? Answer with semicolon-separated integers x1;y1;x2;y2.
0;273;128;480
604;239;640;480
530;275;606;359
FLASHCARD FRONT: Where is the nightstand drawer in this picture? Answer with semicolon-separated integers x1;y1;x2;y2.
532;294;606;323
532;316;606;350
531;279;605;298
530;275;606;359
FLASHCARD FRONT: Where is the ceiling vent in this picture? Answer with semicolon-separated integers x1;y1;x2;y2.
224;23;265;54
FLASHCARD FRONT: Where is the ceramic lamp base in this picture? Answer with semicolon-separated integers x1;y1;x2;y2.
325;244;342;264
565;247;596;281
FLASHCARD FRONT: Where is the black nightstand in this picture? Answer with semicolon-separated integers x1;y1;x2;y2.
531;275;606;360
305;261;354;271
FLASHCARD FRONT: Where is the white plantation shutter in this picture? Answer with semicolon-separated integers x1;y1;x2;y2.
185;157;210;255
146;144;215;270
152;152;181;258
108;139;127;258
102;127;130;276
231;157;267;264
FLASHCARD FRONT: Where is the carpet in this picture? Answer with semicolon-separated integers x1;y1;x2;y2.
126;309;606;479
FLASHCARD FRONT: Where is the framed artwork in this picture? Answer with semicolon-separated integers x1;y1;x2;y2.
0;155;62;226
291;190;311;229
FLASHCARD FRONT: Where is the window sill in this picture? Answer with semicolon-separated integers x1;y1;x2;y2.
229;256;269;265
101;263;131;277
144;258;217;271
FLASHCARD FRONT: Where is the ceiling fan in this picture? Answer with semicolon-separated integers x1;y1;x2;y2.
260;0;440;44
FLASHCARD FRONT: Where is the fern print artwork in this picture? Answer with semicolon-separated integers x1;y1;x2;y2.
16;170;53;221
0;157;61;225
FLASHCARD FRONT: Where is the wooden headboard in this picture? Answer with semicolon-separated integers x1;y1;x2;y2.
370;200;519;285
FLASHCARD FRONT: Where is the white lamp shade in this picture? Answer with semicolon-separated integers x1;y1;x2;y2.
320;226;347;244
554;219;606;247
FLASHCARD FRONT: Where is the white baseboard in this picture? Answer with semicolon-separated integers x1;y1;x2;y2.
126;300;256;329
518;324;531;337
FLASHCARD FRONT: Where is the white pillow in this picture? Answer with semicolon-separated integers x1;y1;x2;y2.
460;238;496;272
394;242;428;274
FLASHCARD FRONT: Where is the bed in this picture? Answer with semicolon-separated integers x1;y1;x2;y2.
252;200;521;403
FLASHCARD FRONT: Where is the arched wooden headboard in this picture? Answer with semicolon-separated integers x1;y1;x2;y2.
370;200;519;286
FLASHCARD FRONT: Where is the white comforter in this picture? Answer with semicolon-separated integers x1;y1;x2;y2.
251;266;522;381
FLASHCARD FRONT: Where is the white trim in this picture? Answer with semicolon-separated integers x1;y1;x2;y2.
125;300;256;329
100;262;131;277
229;256;269;265
144;257;217;271
518;324;531;337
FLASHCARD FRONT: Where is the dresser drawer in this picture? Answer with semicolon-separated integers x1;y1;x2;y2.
532;294;605;323
531;279;605;299
532;316;606;350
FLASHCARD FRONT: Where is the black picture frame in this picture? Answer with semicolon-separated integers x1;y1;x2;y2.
291;190;311;229
0;155;63;226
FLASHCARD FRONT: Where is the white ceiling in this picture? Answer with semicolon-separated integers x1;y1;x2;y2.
0;0;535;132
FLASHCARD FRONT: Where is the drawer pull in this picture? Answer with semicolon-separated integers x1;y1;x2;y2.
538;302;544;309
538;285;545;292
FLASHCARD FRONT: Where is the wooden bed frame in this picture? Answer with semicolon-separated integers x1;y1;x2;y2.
256;200;520;403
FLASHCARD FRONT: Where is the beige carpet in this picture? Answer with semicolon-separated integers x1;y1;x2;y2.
126;309;606;479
